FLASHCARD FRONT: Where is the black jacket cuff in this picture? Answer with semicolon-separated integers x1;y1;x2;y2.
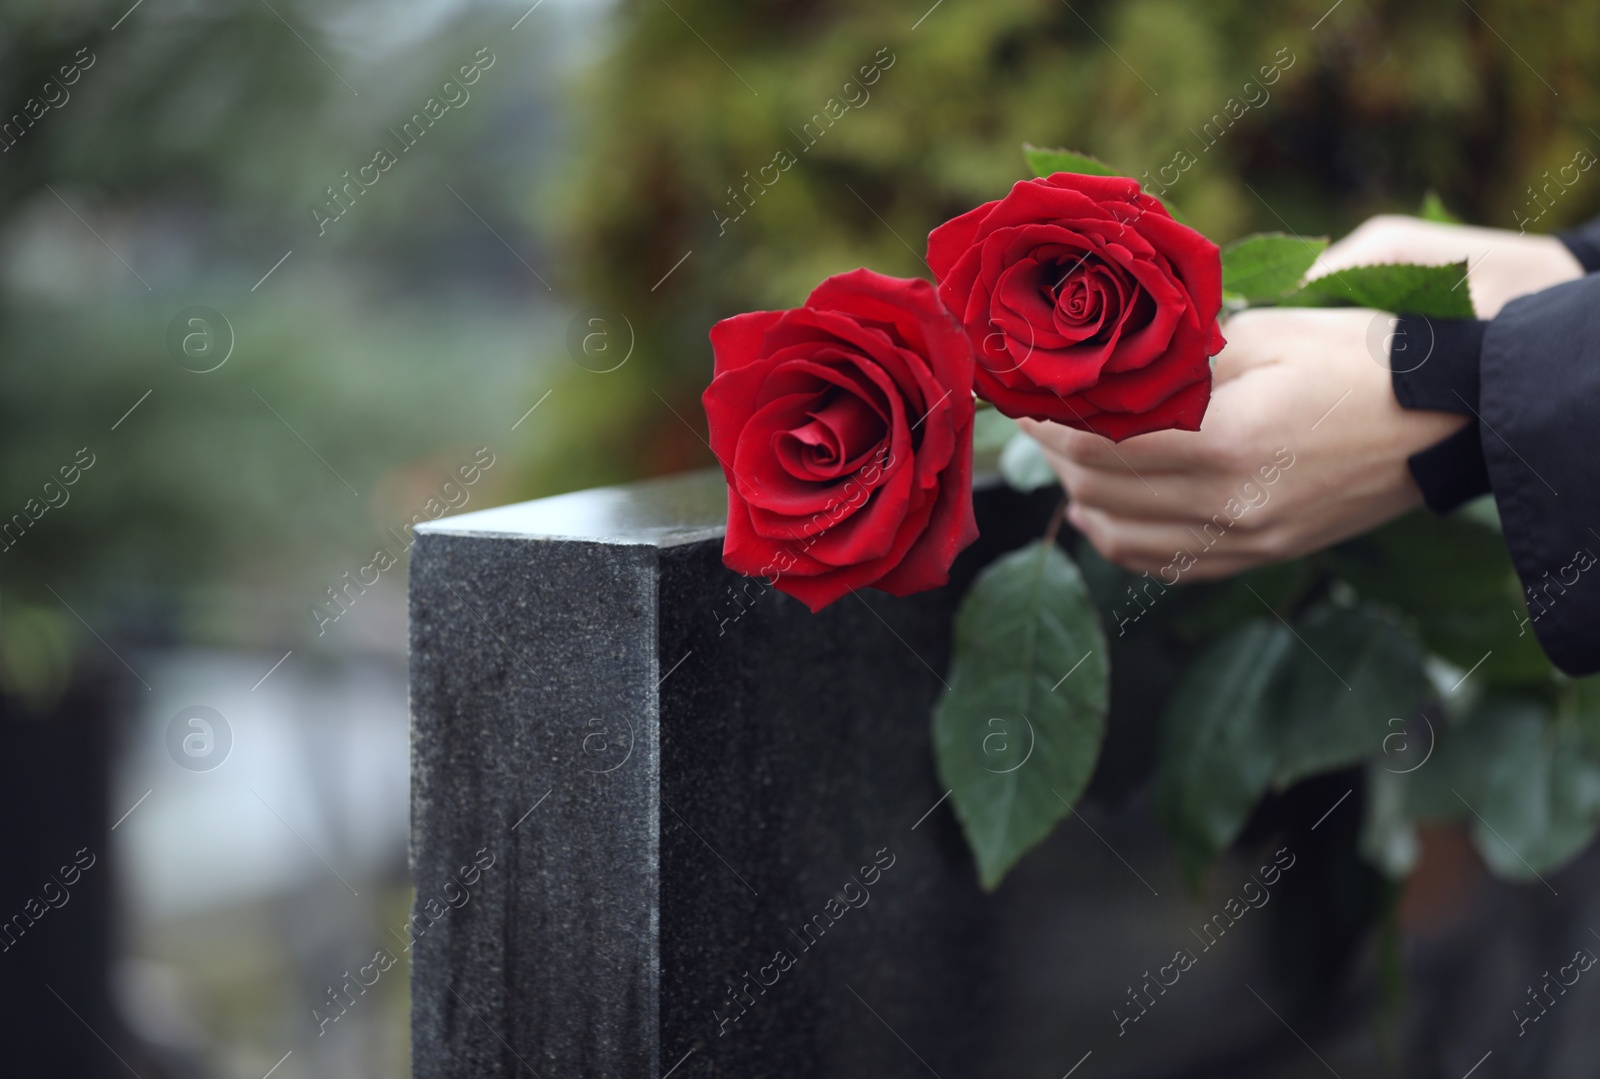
1407;423;1491;513
1559;217;1600;273
1391;315;1491;514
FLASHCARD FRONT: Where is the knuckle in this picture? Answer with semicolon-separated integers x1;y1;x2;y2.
1247;523;1294;562
1097;533;1133;566
1196;433;1245;472
1232;503;1277;537
1228;506;1264;534
1061;429;1109;467
1070;506;1111;548
1059;465;1100;504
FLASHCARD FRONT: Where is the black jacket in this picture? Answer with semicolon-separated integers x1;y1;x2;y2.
1392;219;1600;676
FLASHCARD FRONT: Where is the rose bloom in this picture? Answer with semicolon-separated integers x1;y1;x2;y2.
702;269;978;611
928;172;1226;441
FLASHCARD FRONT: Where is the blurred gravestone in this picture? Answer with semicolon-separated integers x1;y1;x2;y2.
0;674;145;1078
407;468;1600;1079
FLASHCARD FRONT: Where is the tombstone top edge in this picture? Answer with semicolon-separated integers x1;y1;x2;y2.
414;467;729;548
416;454;1007;549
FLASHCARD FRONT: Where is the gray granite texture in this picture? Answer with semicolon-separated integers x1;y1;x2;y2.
410;468;1600;1079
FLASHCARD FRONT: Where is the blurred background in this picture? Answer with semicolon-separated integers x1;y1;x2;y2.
1;0;1596;1075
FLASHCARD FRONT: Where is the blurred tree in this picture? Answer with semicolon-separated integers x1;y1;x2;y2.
0;0;577;705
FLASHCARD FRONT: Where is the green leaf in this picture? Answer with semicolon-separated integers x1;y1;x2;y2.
998;431;1058;493
1457;494;1502;532
1221;233;1328;302
1326;511;1550;685
1273;604;1431;789
1022;144;1124;179
1359;765;1419;879
934;540;1110;890
972;407;1018;458
1402;705;1500;822
1419;190;1462;224
1476;721;1600;878
1410;699;1600;879
1271;287;1340;308
1154;619;1294;885
1571;676;1600;759
1164;558;1319;643
1301;262;1476;319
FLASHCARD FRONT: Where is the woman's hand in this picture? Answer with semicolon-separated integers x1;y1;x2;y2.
1308;214;1583;318
1020;308;1467;581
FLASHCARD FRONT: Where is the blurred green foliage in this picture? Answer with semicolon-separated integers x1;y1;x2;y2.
568;0;1600;467
0;0;585;702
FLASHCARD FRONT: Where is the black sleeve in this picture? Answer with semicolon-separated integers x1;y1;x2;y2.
1391;278;1600;677
1391;315;1490;514
1481;276;1600;676
1559;217;1600;273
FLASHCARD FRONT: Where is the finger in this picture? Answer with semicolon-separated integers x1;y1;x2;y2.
1019;417;1205;474
1066;502;1268;579
1022;362;1271;474
1044;447;1229;522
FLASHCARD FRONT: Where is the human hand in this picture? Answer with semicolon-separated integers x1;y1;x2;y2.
1019;308;1468;581
1308;214;1582;319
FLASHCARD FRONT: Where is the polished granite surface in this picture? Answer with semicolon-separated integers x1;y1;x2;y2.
415;468;728;547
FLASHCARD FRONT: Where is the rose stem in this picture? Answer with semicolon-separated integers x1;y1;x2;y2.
1043;495;1069;547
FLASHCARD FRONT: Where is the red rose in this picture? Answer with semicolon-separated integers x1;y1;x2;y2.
703;269;979;612
928;172;1226;441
